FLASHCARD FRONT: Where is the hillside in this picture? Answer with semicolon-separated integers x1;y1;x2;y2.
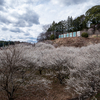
0;40;100;100
44;36;100;47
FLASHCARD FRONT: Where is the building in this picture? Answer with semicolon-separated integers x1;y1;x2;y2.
59;31;82;38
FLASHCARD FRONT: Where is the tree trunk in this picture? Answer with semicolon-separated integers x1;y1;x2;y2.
9;98;14;100
57;74;63;84
59;78;63;84
39;69;42;75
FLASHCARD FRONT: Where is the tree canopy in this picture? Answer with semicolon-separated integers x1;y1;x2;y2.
85;5;100;24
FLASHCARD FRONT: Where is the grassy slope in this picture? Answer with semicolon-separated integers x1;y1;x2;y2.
45;36;100;47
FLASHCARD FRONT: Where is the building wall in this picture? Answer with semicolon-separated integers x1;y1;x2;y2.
59;31;81;38
59;29;100;39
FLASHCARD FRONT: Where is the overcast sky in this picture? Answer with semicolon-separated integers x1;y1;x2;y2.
0;0;100;43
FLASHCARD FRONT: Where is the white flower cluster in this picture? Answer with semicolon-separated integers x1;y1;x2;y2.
1;42;100;98
25;42;100;98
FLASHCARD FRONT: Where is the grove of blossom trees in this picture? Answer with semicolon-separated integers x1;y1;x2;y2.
0;42;100;99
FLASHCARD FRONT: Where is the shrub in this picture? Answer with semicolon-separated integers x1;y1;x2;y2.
50;34;55;40
81;32;88;38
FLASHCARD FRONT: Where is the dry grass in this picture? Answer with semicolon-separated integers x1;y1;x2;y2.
0;81;71;100
48;37;100;47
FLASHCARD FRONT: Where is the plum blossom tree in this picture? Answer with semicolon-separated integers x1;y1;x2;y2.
0;46;32;100
5;42;100;99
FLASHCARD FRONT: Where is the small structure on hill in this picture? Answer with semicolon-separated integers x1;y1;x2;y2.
59;31;82;38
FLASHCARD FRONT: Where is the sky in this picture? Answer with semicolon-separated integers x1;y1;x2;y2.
0;0;100;43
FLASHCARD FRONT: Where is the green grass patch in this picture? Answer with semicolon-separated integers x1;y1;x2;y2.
95;92;100;98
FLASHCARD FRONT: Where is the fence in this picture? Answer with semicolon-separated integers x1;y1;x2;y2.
59;31;81;38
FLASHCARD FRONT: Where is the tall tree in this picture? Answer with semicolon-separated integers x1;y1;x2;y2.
73;17;80;31
42;24;50;32
73;15;87;31
0;47;32;100
85;5;100;25
66;16;73;32
56;21;65;34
